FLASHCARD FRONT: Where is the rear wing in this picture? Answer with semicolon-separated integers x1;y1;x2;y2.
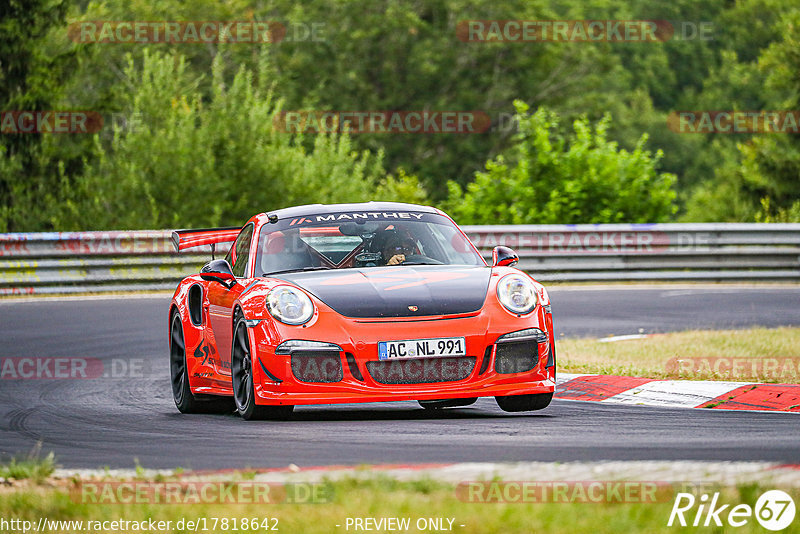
171;226;242;255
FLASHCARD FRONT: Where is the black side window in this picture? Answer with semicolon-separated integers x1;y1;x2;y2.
227;224;254;278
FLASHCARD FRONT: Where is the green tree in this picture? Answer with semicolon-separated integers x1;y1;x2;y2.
683;10;800;222
0;0;74;231
445;102;676;224
241;0;645;198
5;0;800;230
54;50;426;230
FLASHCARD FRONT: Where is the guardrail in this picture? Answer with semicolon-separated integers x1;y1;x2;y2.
1;224;798;294
0;231;218;295
463;223;800;282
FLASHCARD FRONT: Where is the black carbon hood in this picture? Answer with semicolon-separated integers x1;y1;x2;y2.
274;265;491;318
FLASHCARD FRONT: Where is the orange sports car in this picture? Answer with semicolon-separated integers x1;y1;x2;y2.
169;202;555;420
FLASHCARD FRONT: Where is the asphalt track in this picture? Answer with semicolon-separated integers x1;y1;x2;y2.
0;286;798;469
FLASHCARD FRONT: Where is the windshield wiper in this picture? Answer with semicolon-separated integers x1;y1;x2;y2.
264;266;332;276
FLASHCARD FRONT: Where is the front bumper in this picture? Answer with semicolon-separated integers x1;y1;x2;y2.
249;306;556;406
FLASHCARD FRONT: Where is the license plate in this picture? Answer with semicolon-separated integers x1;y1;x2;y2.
378;337;466;360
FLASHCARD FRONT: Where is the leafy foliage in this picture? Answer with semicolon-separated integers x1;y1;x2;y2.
53;50;425;229
445;102;676;224
1;0;800;230
0;0;74;231
683;9;800;222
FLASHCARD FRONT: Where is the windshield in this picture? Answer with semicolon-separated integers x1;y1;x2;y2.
255;211;484;276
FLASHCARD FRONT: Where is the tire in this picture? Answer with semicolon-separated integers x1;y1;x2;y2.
169;313;232;414
231;314;294;421
495;392;553;412
418;398;478;410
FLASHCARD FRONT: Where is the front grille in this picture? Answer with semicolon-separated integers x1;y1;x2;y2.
366;356;476;385
291;351;343;383
495;341;538;374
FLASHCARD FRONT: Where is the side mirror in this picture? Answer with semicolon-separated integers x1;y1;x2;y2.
492;246;519;267
200;259;237;286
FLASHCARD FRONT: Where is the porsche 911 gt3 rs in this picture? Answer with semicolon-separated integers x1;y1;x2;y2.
169;202;556;420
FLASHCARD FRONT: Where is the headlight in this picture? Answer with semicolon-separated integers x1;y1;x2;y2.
496;275;538;315
267;286;314;325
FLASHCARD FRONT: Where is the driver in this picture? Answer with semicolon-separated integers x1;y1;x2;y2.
382;235;416;265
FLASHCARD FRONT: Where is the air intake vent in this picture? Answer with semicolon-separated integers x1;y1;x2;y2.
366;357;476;384
345;352;364;381
479;346;493;375
495;341;538;374
291;351;343;383
188;284;203;326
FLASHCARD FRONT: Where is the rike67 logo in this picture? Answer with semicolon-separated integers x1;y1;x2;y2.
668;490;796;531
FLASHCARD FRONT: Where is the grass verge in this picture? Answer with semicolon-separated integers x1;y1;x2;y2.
0;449;55;484
0;474;796;534
559;327;800;382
